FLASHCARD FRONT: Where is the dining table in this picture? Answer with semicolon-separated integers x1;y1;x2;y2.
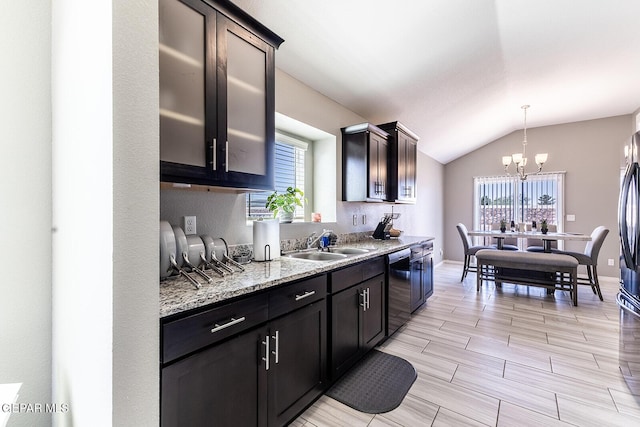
467;229;592;253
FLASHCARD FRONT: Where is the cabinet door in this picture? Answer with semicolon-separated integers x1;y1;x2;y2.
361;274;386;350
424;252;434;300
330;285;362;380
159;0;216;181
410;258;425;312
268;301;327;426
368;132;387;200
217;15;275;190
160;0;280;190
398;131;417;202
161;325;268;427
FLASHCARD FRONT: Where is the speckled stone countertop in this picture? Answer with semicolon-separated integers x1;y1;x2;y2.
160;235;434;318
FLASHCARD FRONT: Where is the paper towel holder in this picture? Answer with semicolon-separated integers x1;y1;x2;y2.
252;218;280;262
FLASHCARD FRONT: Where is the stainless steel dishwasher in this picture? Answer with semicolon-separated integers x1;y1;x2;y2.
387;241;433;337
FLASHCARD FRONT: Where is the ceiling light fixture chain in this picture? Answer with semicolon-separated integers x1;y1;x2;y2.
501;104;548;180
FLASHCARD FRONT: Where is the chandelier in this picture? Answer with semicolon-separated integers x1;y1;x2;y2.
502;105;548;180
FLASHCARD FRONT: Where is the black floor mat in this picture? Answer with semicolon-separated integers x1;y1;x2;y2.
326;350;417;414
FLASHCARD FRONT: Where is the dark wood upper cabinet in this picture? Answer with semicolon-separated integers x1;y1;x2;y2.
378;121;419;203
341;123;389;202
159;0;283;191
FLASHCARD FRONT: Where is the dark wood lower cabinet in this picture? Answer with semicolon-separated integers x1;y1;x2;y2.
161;325;269;427
161;275;327;427
362;275;385;349
410;257;426;312
330;273;386;380
268;301;326;426
330;284;362;379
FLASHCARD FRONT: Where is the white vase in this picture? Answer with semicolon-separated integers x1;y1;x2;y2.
279;211;294;223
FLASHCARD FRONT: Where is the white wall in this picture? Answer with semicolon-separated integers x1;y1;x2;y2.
444;115;631;278
112;0;160;425
0;3;52;427
51;1;159;426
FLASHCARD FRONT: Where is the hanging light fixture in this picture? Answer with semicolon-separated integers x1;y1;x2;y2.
502;105;548;180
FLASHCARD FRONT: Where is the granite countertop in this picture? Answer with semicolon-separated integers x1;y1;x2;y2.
160;235;434;318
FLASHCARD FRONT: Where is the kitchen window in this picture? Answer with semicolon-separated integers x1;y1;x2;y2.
246;132;309;220
473;172;565;245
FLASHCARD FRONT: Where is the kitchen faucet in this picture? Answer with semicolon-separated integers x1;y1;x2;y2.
306;229;333;250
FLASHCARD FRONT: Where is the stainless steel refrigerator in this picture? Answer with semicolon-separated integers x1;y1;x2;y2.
617;130;640;395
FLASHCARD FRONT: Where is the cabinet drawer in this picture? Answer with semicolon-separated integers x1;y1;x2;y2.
330;256;385;294
162;293;268;364
269;275;326;319
362;257;385;281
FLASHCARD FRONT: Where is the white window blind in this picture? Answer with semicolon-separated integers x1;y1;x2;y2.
247;135;307;220
473;172;565;244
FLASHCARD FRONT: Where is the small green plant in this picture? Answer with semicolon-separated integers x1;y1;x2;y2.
540;219;548;234
265;187;305;219
500;219;507;232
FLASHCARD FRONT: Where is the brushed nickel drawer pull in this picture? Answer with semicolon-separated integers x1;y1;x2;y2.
210;316;246;333
295;290;316;301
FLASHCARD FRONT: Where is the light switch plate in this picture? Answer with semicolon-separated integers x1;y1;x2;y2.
183;216;197;235
566;214;576;222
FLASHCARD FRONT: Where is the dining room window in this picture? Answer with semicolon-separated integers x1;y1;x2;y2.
473;172;565;238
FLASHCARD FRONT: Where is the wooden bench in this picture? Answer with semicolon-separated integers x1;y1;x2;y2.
475;249;579;306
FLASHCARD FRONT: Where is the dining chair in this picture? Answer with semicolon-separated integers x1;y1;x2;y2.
456;223;495;281
525;224;558;252
553;226;609;301
489;223;519;250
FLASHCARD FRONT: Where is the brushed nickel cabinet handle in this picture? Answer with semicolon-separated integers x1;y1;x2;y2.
212;138;217;170
272;330;279;364
360;289;366;311
225;140;229;172
295;290;316;301
262;336;270;371
210;316;245;333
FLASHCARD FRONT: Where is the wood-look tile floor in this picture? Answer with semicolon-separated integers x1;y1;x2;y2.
292;262;640;426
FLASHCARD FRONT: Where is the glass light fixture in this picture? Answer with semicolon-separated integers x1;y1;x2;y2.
502;105;548;180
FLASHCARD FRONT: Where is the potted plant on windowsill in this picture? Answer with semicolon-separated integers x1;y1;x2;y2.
499;219;507;233
265;187;305;223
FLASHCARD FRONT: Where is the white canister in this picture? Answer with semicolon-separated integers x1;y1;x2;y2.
253;219;281;261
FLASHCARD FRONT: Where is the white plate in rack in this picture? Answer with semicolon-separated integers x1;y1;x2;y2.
160;221;176;279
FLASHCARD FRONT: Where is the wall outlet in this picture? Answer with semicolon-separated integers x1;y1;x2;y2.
566;214;576;222
183;216;197;235
608;258;615;266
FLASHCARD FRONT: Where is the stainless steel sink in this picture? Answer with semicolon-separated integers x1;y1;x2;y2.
285;251;348;262
329;247;371;255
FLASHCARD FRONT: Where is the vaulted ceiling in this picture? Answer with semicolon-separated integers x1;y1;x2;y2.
233;0;640;164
